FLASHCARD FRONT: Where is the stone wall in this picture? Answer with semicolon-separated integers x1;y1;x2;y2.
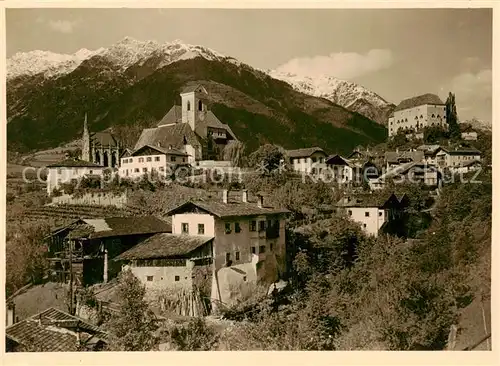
51;191;128;208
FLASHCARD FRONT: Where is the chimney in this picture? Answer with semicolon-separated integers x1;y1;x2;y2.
257;194;263;208
242;189;248;203
222;189;228;204
157;142;161;147
6;302;15;327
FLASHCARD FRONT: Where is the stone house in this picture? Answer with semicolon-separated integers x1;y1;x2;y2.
46;216;171;287
46;158;108;195
287;147;328;175
118;144;189;180
134;84;238;163
114;190;289;313
336;193;407;237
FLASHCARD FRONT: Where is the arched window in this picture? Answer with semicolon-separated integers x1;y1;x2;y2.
415;116;418;120
187;101;191;111
405;118;408;122
198;100;203;111
432;114;435;118
420;115;423;119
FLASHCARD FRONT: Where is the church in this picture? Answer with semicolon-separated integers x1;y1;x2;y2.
81;114;122;168
133;84;238;164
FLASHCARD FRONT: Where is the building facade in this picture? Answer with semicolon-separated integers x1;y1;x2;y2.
118;145;189;180
388;94;447;137
81;114;122;168
46;159;108;195
435;147;482;169
115;190;289;313
287;147;328;175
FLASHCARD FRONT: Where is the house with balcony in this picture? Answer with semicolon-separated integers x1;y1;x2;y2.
435;147;482;170
336;193;408;237
287;147;328;175
118;144;189;180
114;189;289;313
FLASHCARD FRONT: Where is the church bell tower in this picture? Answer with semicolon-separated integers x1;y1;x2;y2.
81;113;91;162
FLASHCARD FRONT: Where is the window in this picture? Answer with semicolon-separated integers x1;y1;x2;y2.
198;224;205;235
159;167;165;172
243;276;247;282
251;246;256;254
311;157;317;163
134;168;139;173
142;167;147;173
89;170;93;174
250;220;256;232
175;276;180;282
198;100;203;111
154;156;160;162
181;223;189;234
225;253;231;263
348;210;352;216
146;157;152;162
57;168;62;174
259;245;266;253
270;243;273;251
187;101;191;111
146;276;153;282
129;158;133;163
235;252;240;261
182;157;186;163
363;224;367;228
235;222;241;233
139;158;144;163
225;223;232;234
365;212;370;217
259;221;266;232
170;156;176;162
379;211;383;217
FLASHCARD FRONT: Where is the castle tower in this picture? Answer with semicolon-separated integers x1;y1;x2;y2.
180;85;208;132
81;113;90;162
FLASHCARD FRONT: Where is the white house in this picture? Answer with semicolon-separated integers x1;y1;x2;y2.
46;158;108;195
450;159;482;174
336;193;406;237
287;147;328;175
385;150;425;171
119;144;189;180
416;144;442;166
325;154;355;183
435;147;482;170
460;124;478;141
388;93;447;137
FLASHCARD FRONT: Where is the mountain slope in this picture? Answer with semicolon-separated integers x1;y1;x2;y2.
268;71;395;126
7;38;387;155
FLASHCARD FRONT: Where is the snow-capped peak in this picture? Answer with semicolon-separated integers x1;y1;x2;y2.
7;37;238;81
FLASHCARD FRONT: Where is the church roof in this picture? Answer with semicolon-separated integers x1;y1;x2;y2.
181;84;208;94
90;131;119;147
134;123;201;151
395;93;445;112
157;106;182;126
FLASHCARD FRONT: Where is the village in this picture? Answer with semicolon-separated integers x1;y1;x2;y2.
4;82;490;352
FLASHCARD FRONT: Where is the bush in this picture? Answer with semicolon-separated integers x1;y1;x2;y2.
170;317;219;351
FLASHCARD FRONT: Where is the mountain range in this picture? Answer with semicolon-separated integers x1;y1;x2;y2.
7;37;389;155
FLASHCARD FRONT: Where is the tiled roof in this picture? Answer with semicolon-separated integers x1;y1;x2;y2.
51;216;171;240
337;193;400;208
91;131;118;147
130;144;188;157
381;162;438;180
5;307;106;352
46;159;104;168
166;196;290;219
326;154;352;166
440;147;482;155
157;106;182;126
134;122;201;151
115;234;214;260
287;147;326;158
395;93;445;112
385;150;425;164
181;84;207;94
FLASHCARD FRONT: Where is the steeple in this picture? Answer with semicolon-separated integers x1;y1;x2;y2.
81;113;90;162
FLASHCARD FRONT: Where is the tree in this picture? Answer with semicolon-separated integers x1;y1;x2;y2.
107;269;159;351
445;92;460;139
248;144;287;175
222;140;246;167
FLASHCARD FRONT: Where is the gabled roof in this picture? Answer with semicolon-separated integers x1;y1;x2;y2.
459;124;476;133
46;158;104;168
181;84;208;94
326;154;352;166
50;216;172;240
5;307;106;352
134;123;201;151
395;93;445;112
166;198;290;219
439;147;482;155
287;147;326;159
417;144;442;154
157;106;183;126
195;111;238;140
130;144;188;157
90;131;119;147
114;234;214;260
337;193;401;208
385;150;425;164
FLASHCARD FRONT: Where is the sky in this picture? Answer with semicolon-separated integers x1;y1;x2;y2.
6;8;493;122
